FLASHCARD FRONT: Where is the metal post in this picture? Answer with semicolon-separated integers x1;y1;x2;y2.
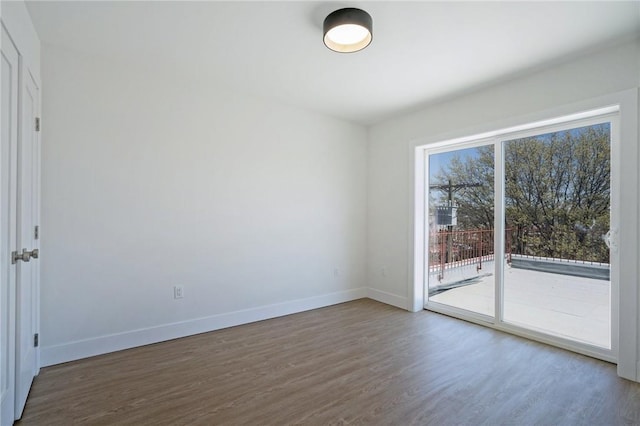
478;230;483;271
440;230;446;281
446;180;454;265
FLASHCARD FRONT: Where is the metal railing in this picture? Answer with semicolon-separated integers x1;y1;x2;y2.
429;226;609;282
506;227;609;265
429;228;508;282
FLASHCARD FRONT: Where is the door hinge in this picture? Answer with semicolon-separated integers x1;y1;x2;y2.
34;333;39;348
35;225;39;240
35;117;40;132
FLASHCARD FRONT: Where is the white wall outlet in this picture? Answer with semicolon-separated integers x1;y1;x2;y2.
381;267;387;277
173;285;184;299
333;268;339;277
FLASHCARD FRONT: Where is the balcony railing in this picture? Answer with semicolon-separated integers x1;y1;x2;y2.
429;228;507;282
429;227;609;282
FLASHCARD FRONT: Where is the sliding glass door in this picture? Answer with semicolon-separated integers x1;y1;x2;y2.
426;145;495;318
502;123;612;348
424;113;616;357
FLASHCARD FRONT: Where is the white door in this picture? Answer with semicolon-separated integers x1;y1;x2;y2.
0;25;19;426
14;65;40;420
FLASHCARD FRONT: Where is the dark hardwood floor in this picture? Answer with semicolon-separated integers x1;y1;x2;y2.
17;299;640;425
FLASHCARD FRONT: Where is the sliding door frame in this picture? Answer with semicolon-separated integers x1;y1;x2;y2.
411;90;638;380
425;113;618;362
423;138;496;324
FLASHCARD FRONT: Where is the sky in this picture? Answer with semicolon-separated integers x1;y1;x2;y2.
429;146;481;182
428;122;610;183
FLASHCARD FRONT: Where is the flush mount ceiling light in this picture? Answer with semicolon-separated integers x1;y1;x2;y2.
323;8;373;53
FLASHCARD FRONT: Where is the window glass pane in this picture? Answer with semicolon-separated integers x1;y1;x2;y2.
503;123;611;348
427;145;495;317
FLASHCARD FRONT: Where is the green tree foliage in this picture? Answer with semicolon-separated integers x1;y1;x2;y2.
432;123;610;262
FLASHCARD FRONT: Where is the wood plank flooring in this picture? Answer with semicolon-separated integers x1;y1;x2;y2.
17;299;640;425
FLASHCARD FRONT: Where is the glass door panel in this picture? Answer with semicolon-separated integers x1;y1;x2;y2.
502;123;611;348
427;145;495;317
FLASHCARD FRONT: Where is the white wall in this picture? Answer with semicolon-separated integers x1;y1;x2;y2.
367;38;640;378
38;31;640;369
367;38;639;309
40;44;368;365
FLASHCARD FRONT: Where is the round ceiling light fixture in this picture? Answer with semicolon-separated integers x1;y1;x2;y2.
323;8;373;53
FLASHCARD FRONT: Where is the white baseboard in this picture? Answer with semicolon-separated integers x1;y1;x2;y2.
41;287;367;367
366;287;408;310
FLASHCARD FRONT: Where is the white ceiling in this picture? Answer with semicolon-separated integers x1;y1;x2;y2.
26;1;640;125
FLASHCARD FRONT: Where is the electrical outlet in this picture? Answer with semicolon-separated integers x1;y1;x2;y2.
333;268;339;277
381;267;387;277
174;285;184;299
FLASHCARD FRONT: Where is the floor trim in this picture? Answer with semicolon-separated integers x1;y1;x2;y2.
41;287;367;367
366;288;408;310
